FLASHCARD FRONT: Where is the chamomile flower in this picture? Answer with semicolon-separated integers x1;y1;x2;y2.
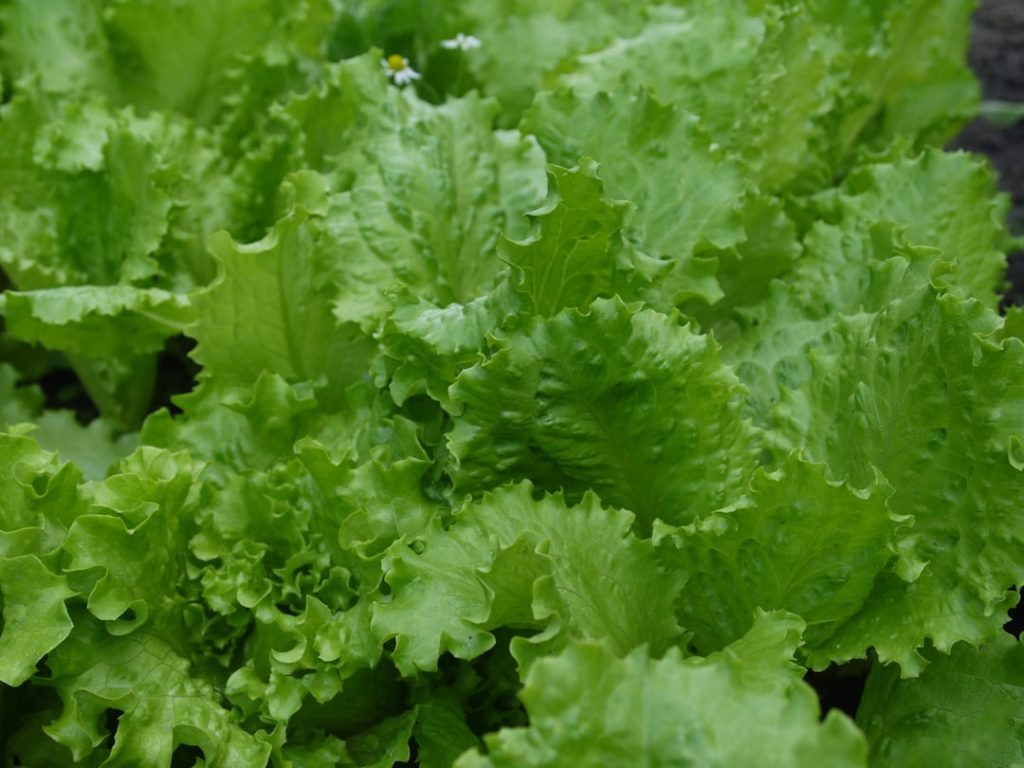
381;54;421;86
441;32;481;51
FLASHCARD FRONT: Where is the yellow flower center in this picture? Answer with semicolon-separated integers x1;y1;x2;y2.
386;54;406;72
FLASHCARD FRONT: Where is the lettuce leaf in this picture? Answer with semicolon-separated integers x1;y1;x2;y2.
857;636;1024;767
457;614;867;767
1;0;1020;764
447;297;755;530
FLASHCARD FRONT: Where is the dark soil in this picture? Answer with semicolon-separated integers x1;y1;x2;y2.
952;0;1024;304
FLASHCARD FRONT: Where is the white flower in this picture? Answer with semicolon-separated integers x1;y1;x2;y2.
381;54;421;86
441;32;481;51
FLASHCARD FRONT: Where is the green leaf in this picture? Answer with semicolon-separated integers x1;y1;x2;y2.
550;3;833;192
521;88;743;306
0;286;192;355
551;3;764;136
819;149;1013;308
372;482;682;676
380;285;520;407
805;293;1024;673
456;617;867;768
0;554;77;686
0;363;44;427
693;194;802;334
220;52;397;242
324;93;546;326
857;637;1024;768
141;373;323;478
707;609;808;691
459;1;645;124
728;211;1024;673
825;0;978;156
0;432;87;556
62;448;197;637
43;616;271;766
0;365;137;479
0;0;1015;760
0;93;212;425
342;708;416;767
413;689;482;768
25;411;139;481
106;0;286;124
0;96;173;290
447;297;756;530
661;455;898;654
501;160;654;317
190;172;375;394
272;54;398;172
0;0;113;95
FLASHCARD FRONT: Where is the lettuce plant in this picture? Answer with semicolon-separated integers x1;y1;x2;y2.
1;1;1023;766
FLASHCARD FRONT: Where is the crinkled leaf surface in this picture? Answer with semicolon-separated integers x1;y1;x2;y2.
521;88;742;306
455;613;868;768
661;455;898;655
372;482;682;676
501;159;643;317
189;172;374;394
0;286;192;355
0;0;1020;764
857;636;1024;768
447;297;756;530
44;616;271;767
0;554;76;686
324;93;546;322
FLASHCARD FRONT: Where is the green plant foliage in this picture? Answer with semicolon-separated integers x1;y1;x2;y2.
1;1;1021;765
